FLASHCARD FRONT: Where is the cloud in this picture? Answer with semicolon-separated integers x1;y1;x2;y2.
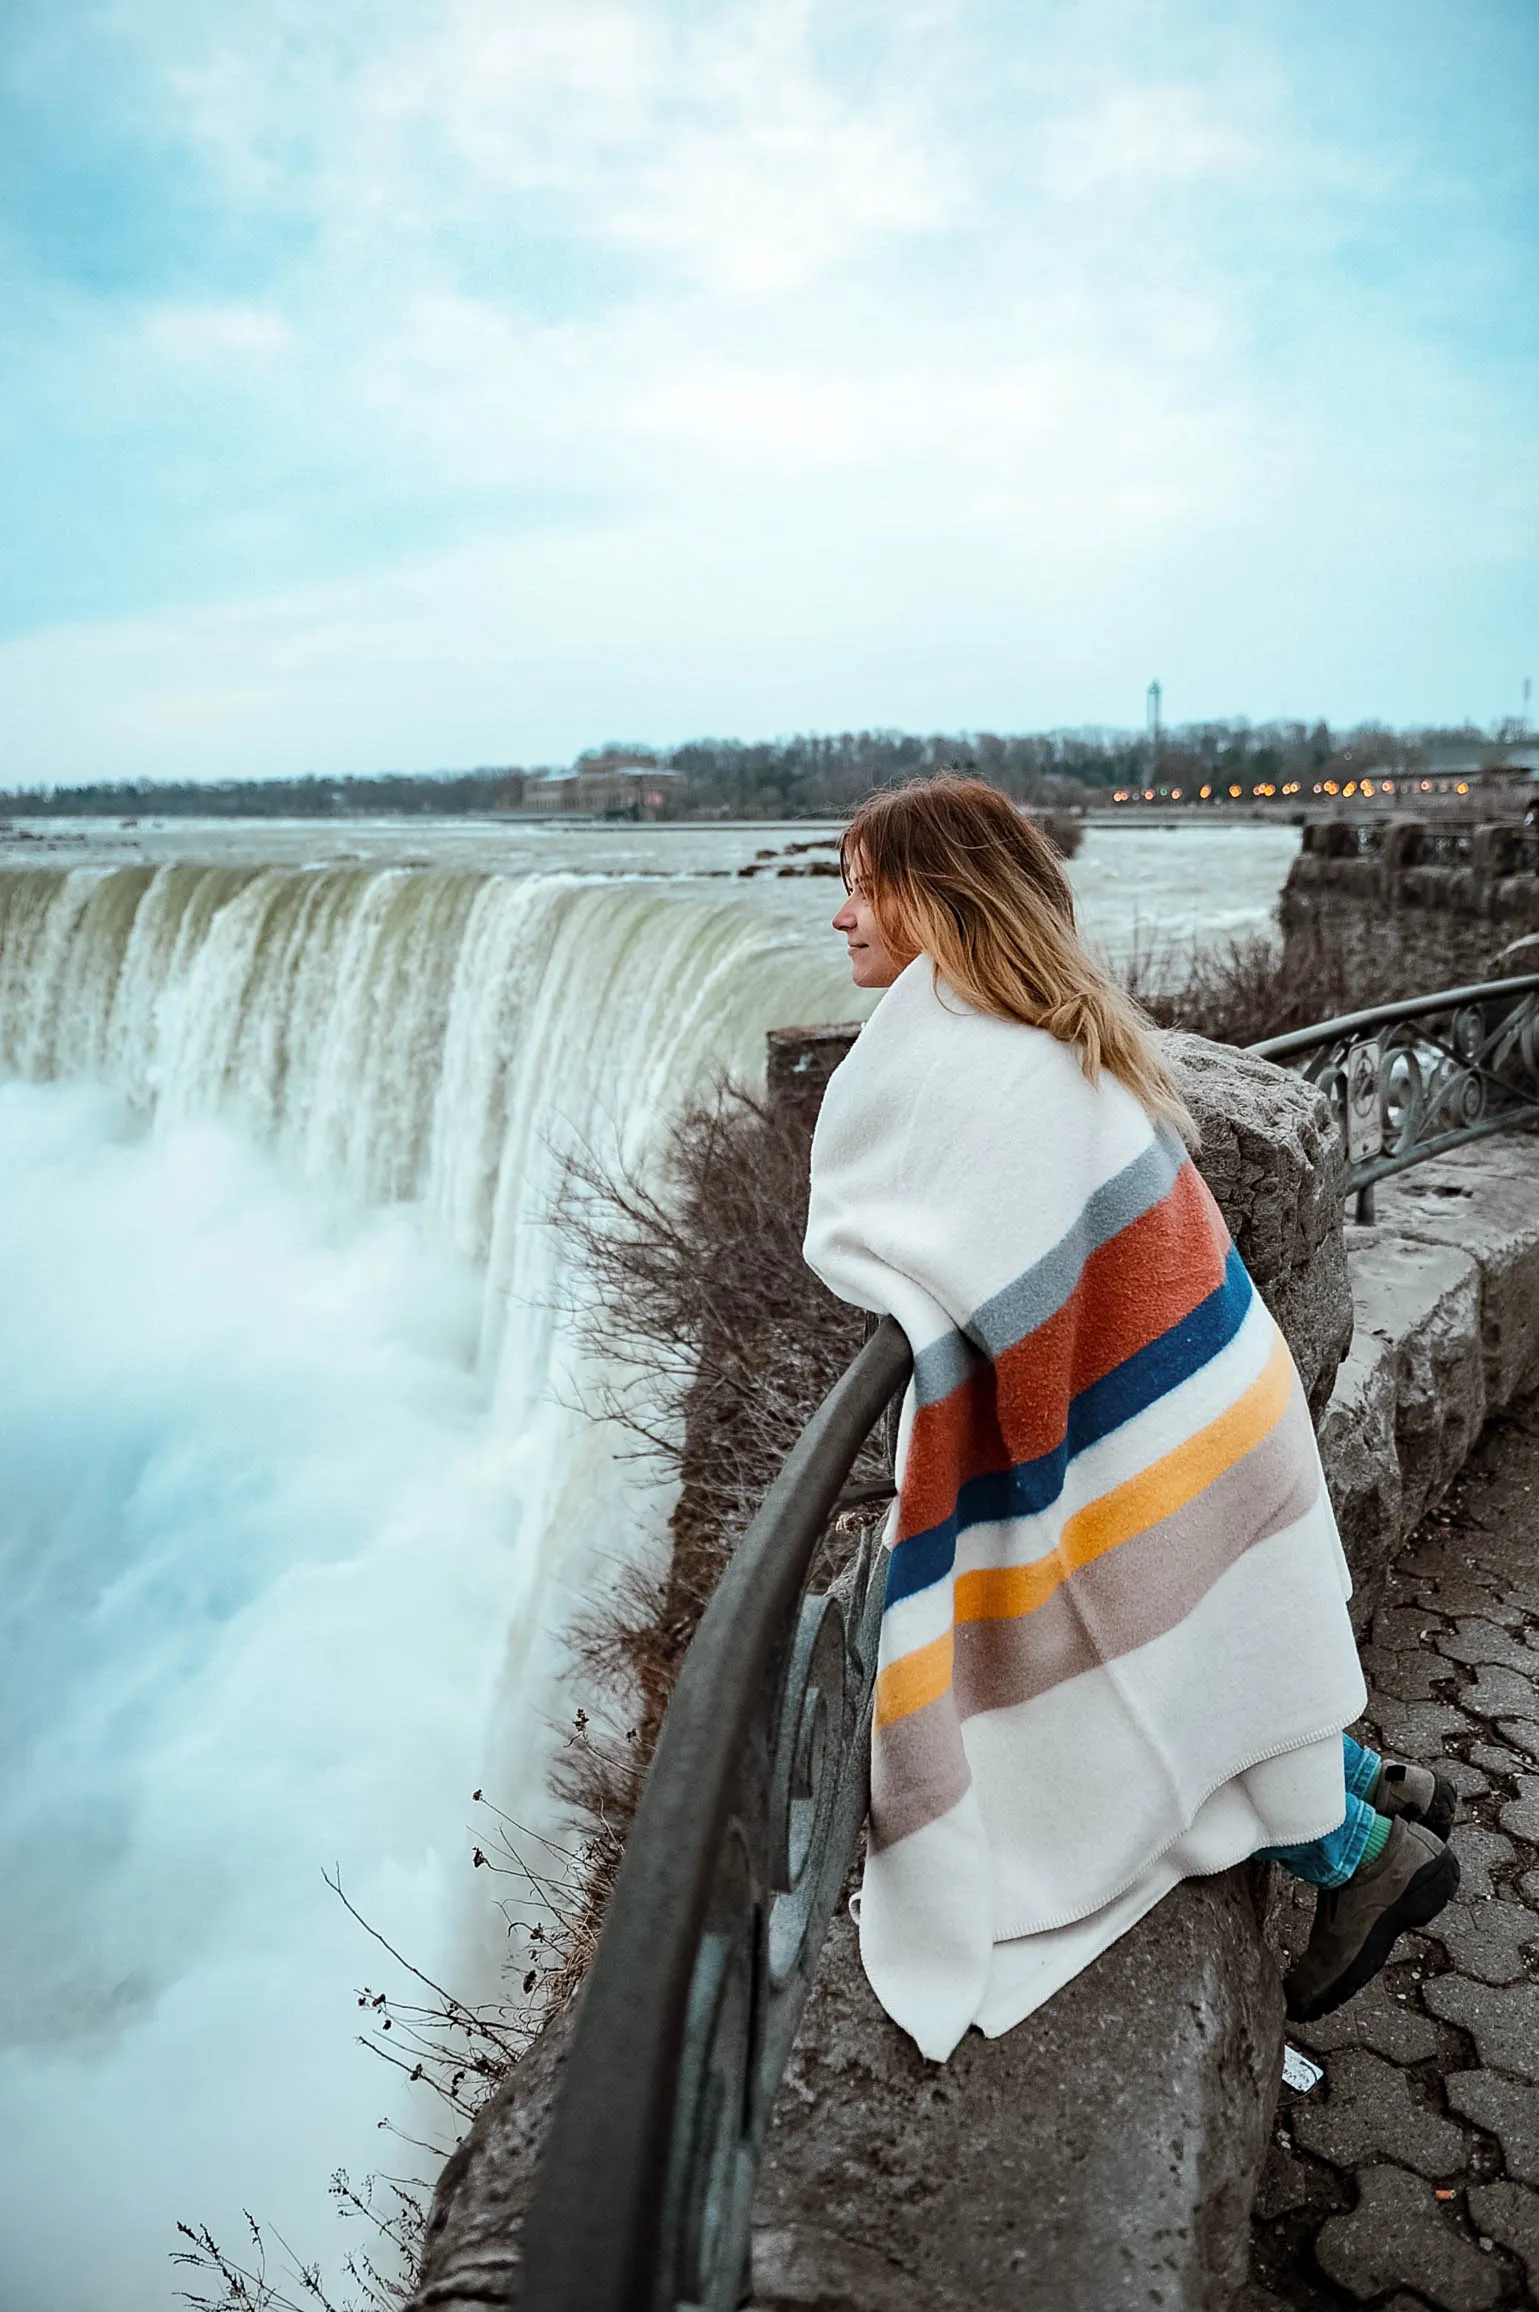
1;0;1536;772
1039;83;1260;197
139;302;294;360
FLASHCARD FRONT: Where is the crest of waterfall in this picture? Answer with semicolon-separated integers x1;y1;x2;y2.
0;863;859;1394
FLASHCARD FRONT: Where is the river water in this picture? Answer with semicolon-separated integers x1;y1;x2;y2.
0;819;1296;2311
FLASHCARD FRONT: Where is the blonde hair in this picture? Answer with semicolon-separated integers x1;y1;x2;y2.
842;777;1196;1139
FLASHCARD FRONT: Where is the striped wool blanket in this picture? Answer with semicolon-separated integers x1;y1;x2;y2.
804;957;1366;2059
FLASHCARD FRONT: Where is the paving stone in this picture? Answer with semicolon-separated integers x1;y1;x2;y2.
1521;1868;1539;1909
1372;1700;1476;1760
1450;1825;1519;1902
1415;1575;1522;1623
1364;1645;1461;1703
1433;1899;1539;1986
1495;1719;1539;1766
1499;1778;1539;1841
1441;1760;1492;1802
1376;1604;1449;1648
1458;1664;1539;1719
1292;2049;1465;2177
1465;2179;1539;2291
1446;2072;1539;2186
1438;1619;1539;1674
1294;1970;1441;2064
1315;2163;1502;2309
1469;1742;1527;1779
1422;1976;1539;2078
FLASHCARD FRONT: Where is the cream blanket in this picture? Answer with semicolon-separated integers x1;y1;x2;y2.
803;957;1366;2059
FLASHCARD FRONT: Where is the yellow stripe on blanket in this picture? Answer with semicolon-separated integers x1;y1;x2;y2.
875;1326;1293;1729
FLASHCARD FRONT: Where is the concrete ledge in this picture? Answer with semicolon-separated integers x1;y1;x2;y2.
1370;1139;1539;1413
1317;1132;1539;1628
1330;1237;1485;1601
751;1874;1280;2311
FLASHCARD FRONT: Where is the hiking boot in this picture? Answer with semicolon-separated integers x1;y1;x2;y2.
1284;1818;1460;2024
1372;1755;1457;1840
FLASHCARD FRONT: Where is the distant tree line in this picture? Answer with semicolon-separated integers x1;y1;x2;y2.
0;768;522;819
0;720;1515;821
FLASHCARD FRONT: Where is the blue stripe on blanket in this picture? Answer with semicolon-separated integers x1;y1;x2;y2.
885;1245;1255;1609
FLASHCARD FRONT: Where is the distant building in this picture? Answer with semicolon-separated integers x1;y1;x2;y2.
518;753;680;819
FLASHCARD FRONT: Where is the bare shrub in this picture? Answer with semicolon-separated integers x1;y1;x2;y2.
551;1085;886;1899
1118;921;1368;1049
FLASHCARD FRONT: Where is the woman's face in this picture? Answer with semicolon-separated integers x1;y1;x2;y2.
832;859;905;988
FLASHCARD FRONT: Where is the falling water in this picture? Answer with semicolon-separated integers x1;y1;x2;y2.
0;863;864;2312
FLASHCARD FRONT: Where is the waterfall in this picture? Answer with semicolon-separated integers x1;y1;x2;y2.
0;862;863;2312
0;864;858;1370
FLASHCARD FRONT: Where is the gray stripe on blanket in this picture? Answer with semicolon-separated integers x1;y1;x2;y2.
909;1130;1189;1408
869;1385;1319;1852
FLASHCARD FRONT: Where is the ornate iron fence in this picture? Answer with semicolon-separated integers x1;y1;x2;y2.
1252;970;1539;1222
519;1316;911;2312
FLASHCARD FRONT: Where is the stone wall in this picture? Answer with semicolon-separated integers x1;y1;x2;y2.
1281;820;1539;992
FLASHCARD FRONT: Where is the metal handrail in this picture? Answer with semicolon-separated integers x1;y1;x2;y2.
519;1316;912;2312
1251;971;1539;1220
1249;970;1539;1064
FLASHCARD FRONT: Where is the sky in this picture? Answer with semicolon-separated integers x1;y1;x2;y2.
1;0;1536;784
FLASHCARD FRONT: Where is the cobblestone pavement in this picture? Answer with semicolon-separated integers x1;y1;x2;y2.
1245;1388;1539;2310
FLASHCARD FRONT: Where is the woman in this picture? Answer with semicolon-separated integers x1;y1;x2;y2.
803;778;1458;2063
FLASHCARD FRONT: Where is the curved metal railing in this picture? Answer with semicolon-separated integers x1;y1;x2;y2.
519;1316;912;2312
511;971;1539;2311
1252;970;1539;1222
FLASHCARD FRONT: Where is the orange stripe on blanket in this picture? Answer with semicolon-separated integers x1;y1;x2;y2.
956;1328;1293;1625
897;1162;1229;1541
875;1327;1294;1728
875;1628;953;1728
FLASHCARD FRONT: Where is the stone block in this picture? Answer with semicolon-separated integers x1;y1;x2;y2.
1446;2072;1539;2185
1369;1699;1473;1762
1359;1639;1457;1703
1447;1825;1518;1903
1497;1720;1539;1767
1433;1900;1539;1987
1345;1234;1486;1542
1316;1327;1403;1619
751;1875;1281;2312
1465;2180;1539;2294
1374;1140;1539;1412
1292;1972;1439;2065
1422;1976;1539;2077
1499;1779;1539;1841
1159;1033;1353;1417
1438;1618;1539;1674
1291;2048;1464;2177
1457;1663;1539;1720
1315;2163;1502;2310
1470;1742;1528;1778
